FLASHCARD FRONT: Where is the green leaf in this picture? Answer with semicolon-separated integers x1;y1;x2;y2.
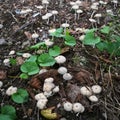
26;55;37;62
83;32;101;46
20;73;29;79
0;114;13;120
38;53;56;66
64;35;76;46
49;45;61;56
30;42;45;49
10;58;17;66
96;41;108;51
1;105;17;120
20;61;39;75
12;89;29;104
50;28;63;37
100;26;110;34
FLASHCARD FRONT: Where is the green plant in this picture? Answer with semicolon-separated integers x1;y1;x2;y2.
11;88;29;104
48;45;61;56
83;25;120;56
38;53;56;66
0;105;17;120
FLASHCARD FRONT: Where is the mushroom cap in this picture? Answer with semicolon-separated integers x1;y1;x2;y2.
73;103;85;113
44;91;52;97
43;82;55;92
0;81;3;88
44;77;54;83
55;55;66;64
52;86;59;93
42;15;49;20
89;18;96;23
9;50;15;55
39;69;48;74
46;13;53;17
45;39;54;46
42;0;49;4
80;86;92;96
35;93;47;101
63;73;72;80
94;13;102;17
3;58;10;65
48;29;56;34
35;5;43;9
37;99;48;109
51;10;58;15
63;101;73;111
91;85;102;94
6;86;17;96
88;95;98;102
22;53;31;58
32;33;39;38
70;2;76;6
58;67;67;75
61;23;70;28
76;9;83;13
72;5;79;10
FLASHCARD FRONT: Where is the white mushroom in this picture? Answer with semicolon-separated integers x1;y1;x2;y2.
6;86;17;96
22;53;31;58
9;50;15;55
32;33;39;39
0;81;3;88
76;9;83;19
39;69;48;74
58;67;67;75
42;0;49;11
80;86;92;96
35;5;43;14
51;10;58;21
3;58;10;66
44;39;54;47
63;73;72;80
63;101;73;111
72;5;79;21
52;86;59;93
35;93;47;101
72;103;85;113
43;82;55;92
91;85;102;94
89;18;97;28
94;13;102;24
44;77;54;83
48;29;56;34
61;23;70;35
55;55;66;64
44;91;52;97
88;95;98;102
37;99;48;109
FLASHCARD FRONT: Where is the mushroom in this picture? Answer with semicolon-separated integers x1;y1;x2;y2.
32;33;39;42
3;58;10;66
45;13;53;24
76;9;83;19
35;5;43;14
72;103;85;113
89;18;97;28
55;55;66;64
39;69;48;74
6;86;17;96
63;73;72;80
61;23;70;35
94;13;102;24
35;93;47;101
51;10;58;21
43;82;55;92
44;77;54;83
72;5;79;21
0;81;3;88
45;39;54;47
80;86;92;96
37;99;48;109
22;53;31;58
9;50;15;55
63;101;73;111
44;91;52;97
91;85;102;94
111;0;118;9
42;15;49;24
52;86;59;93
42;0;49;11
57;66;67;75
88;95;98;102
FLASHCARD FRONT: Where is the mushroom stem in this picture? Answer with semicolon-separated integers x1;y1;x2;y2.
90;10;96;19
74;10;77;21
53;15;56;21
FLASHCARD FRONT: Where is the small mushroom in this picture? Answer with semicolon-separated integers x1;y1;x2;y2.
6;86;17;96
9;50;15;55
45;39;54;47
63;73;72;80
37;99;48;109
42;0;49;11
80;86;92;96
3;58;10;66
35;93;47;101
72;5;79;21
55;55;66;64
63;101;73;111
43;82;55;92
57;67;67;75
94;13;102;24
51;10;58;21
22;53;31;58
91;85;102;94
52;86;59;93
76;9;83;19
72;103;85;113
88;95;98;102
61;23;70;35
39;69;48;74
35;5;43;14
44;77;54;83
0;81;3;88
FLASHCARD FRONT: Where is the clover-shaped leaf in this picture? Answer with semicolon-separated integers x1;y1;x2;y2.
49;45;61;56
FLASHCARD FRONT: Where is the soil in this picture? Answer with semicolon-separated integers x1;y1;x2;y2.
0;0;120;120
